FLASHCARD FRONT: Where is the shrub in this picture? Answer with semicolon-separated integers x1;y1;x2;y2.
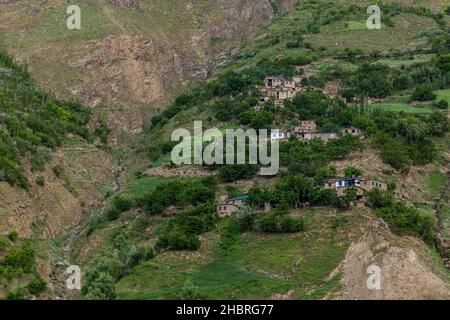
161;230;201;251
343;166;363;178
258;212;279;232
280;215;305;232
27;276;46;296
376;202;435;244
0;236;9;252
235;206;255;232
4;244;35;273
8;230;19;242
105;207;121;221
84;272;116;300
6;290;26;300
366;189;394;208
411;85;436;101
113;194;133;212
52;165;64;178
82;255;123;299
434;99;448;109
36;176;45;186
258;210;305;233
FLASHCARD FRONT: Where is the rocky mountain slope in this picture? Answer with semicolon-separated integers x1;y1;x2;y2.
0;0;449;300
0;0;296;138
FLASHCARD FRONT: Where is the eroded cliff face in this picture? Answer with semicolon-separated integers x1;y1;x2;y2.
1;0;296;138
326;219;450;300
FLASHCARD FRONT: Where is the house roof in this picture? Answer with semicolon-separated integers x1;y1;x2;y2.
229;194;250;201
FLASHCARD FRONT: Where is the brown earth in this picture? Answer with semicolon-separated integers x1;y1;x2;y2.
0;0;297;141
326;218;450;299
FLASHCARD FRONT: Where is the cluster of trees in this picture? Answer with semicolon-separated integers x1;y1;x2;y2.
142;177;217;215
0;50;92;188
156;203;218;251
340;63;394;100
0;235;46;299
248;174;343;209
366;189;436;244
280;135;363;177
82;234;154;300
219;205;305;250
371;110;448;170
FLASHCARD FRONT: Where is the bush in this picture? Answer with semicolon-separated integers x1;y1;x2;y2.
411;85;436;101
27;276;46;296
8;230;19;242
161;230;201;251
6;290;26;300
258;210;305;233
82;255;123;299
434;99;448;109
280;215;305;232
376;202;435;244
4;244;35;273
36;176;45;186
52;165;64;178
366;189;394;208
105;207;121;221
84;272;116;300
113;194;133;212
343;166;363;178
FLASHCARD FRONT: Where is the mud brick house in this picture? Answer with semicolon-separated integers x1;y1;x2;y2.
294;120;317;133
342;127;362;136
216;194;250;217
259;76;303;105
324;178;388;207
292;120;338;145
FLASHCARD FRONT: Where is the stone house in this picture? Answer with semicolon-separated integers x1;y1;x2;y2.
291;120;337;145
294;120;317;133
259;76;303;105
342;127;362;136
216;194;250;217
324;177;388;207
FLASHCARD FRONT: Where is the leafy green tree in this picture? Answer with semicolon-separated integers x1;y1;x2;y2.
344;166;363;178
411;84;436;101
84;272;116;300
27;276;46;296
4;244;35;273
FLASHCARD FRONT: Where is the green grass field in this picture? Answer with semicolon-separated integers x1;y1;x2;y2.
435;89;450;104
371;102;435;113
375;54;435;67
126;177;163;203
116;209;359;299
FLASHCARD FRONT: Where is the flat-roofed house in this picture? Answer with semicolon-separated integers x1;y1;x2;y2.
294;120;317;134
216;195;250;217
342;127;362;136
258;76;303;106
271;130;287;141
324;178;387;207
